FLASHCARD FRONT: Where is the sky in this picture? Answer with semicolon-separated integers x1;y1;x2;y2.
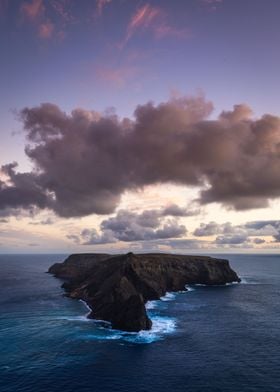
1;0;280;253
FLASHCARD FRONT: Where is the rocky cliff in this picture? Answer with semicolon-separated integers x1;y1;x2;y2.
48;252;240;332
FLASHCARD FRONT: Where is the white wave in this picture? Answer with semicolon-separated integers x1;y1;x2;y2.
78;314;176;344
145;300;158;310
124;316;176;344
60;296;177;344
184;285;195;292
240;277;260;285
160;292;176;301
193;282;241;287
79;299;92;316
58;315;91;322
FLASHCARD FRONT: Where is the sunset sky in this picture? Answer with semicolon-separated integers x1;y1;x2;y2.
1;0;280;253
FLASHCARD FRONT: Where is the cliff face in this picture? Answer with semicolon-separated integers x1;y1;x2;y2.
48;252;240;332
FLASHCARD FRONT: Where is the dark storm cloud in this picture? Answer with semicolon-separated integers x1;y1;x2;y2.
1;96;280;218
80;208;187;244
0;163;49;212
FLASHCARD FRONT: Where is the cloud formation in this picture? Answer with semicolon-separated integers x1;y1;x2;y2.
1;95;280;218
21;0;44;21
38;20;54;38
74;207;188;244
96;65;139;88
123;3;189;46
20;0;74;40
68;217;279;249
244;220;280;242
0;162;49;212
193;220;280;246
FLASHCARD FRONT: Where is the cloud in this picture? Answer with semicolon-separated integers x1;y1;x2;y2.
74;207;188;245
1;96;280;218
80;228;117;244
244;220;280;242
20;0;73;40
154;24;190;40
66;233;81;243
96;65;139;88
193;219;280;246
38;20;54;39
21;0;44;21
122;3;189;47
125;4;161;42
160;238;208;250
0;162;49;212
100;209;187;242
253;238;265;244
50;0;76;24
0;218;8;223
215;234;248;245
193;221;223;236
29;217;54;225
193;221;255;246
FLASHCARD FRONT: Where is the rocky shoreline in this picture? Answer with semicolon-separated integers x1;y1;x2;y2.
48;252;240;332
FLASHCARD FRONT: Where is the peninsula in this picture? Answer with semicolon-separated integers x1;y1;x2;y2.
48;252;240;332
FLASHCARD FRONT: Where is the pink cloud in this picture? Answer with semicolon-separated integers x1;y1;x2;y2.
154;24;191;40
122;3;190;47
38;21;54;39
97;66;138;88
21;0;44;21
125;4;161;42
50;0;76;24
20;0;73;41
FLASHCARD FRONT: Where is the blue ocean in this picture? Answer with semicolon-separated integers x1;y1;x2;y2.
0;254;279;392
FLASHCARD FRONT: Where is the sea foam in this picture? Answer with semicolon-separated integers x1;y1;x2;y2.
78;314;176;344
160;292;176;301
72;298;177;344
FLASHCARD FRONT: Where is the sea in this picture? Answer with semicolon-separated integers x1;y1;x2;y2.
0;253;279;392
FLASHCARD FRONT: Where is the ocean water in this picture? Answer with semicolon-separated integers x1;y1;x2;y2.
0;254;279;392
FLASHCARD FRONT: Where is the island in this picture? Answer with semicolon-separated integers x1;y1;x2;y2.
48;252;240;332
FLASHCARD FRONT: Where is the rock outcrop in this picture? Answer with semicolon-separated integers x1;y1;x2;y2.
48;252;240;332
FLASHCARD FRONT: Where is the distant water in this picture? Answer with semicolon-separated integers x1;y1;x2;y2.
0;254;280;392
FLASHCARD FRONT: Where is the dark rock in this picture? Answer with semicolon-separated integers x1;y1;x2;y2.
48;252;240;332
